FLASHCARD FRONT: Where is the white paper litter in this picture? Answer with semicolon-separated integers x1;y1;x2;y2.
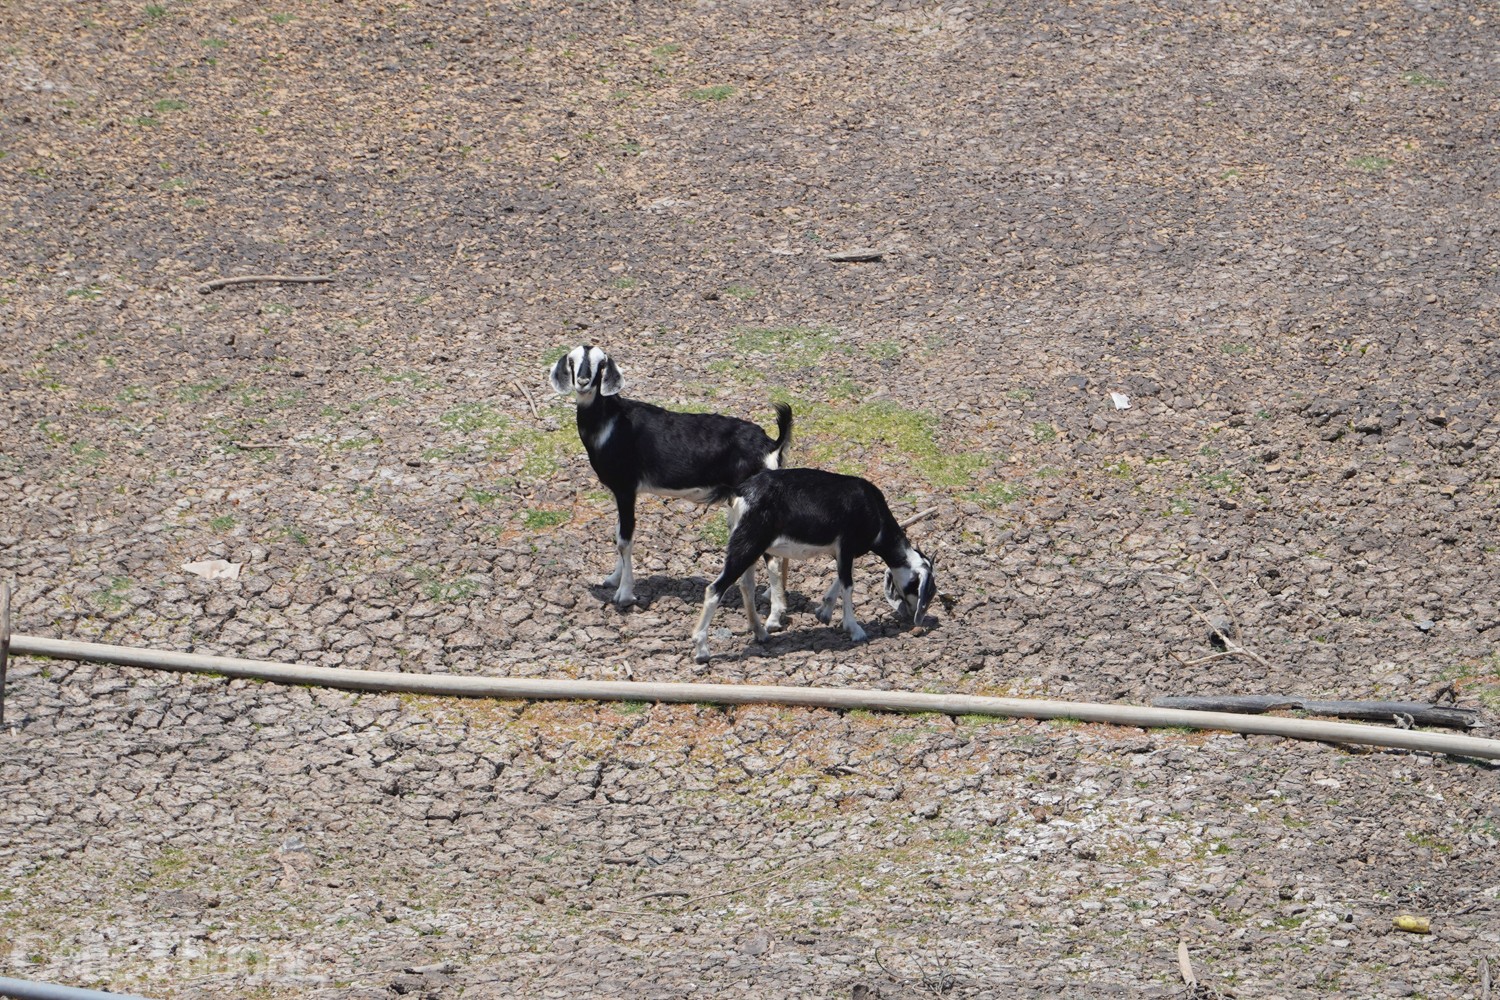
182;559;241;581
1109;392;1131;410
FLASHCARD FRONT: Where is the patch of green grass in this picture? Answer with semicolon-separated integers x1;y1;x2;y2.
791;398;993;491
93;577;132;613
145;3;167;18
209;514;237;532
512;427;582;482
733;326;842;370
70;441;107;467
1221;342;1254;356
415;572;482;603
269;12;295;24
700;516;730;548
722;283;757;300
271;523;309;545
1349;155;1393;173
1004;388;1035;402
1400;70;1445;88
202;37;228;49
463;484;510;505
866;340;903;362
378;369;439;390
1030;421;1058;443
689;84;736;101
522;509;570;530
153;98;187;113
1200;470;1240;493
439;403;511;434
615;701;650;715
1166;497;1195;516
964;481;1027;508
1440;654;1500;711
608;275;638;289
651;42;682;58
175;378;228;403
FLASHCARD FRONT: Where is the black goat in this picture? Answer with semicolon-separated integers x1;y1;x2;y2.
691;467;936;662
548;345;793;614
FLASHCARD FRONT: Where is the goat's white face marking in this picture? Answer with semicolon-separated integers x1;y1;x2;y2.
884;549;936;625
548;345;623;397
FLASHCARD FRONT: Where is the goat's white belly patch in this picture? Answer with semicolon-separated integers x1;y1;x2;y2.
642;483;718;503
765;537;837;561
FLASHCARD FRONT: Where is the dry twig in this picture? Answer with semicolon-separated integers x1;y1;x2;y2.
899;506;940;530
875;947;955;996
1178;940;1197;989
513;380;542;420
197;273;334;294
1172;566;1273;670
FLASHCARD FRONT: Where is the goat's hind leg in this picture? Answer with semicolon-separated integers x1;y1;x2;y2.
763;556;789;632
693;530;768;663
737;564;769;645
814;575;842;626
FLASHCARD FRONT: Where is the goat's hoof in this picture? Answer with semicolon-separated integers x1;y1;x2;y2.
694;649;711;664
815;608;833;626
612;594;637;610
752;629;771;644
764;615;787;633
847;627;868;643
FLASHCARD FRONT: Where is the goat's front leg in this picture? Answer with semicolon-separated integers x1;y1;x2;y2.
604;489;637;607
836;555;866;642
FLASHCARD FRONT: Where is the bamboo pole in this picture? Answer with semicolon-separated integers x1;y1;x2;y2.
0;974;155;1000
7;634;1499;760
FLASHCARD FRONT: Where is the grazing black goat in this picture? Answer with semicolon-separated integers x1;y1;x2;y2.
549;345;793;615
691;467;937;662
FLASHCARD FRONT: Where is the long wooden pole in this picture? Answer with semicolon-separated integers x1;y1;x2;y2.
6;634;1499;760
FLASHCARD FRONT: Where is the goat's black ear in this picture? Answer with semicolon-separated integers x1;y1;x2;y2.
548;353;572;394
599;356;624;396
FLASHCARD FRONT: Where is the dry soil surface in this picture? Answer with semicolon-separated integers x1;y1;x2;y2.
1;2;1498;998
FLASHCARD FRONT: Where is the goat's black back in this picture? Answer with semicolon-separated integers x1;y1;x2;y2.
581;396;783;493
731;468;895;555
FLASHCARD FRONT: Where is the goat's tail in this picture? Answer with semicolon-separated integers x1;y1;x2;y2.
766;401;794;469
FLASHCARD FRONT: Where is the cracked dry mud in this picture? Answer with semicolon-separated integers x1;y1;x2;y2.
1;2;1498;998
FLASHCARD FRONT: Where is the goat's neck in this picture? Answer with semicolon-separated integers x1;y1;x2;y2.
873;521;917;569
573;388;620;428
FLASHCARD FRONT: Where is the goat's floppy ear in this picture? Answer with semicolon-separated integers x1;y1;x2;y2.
883;568;902;610
599;356;623;396
548;353;573;394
